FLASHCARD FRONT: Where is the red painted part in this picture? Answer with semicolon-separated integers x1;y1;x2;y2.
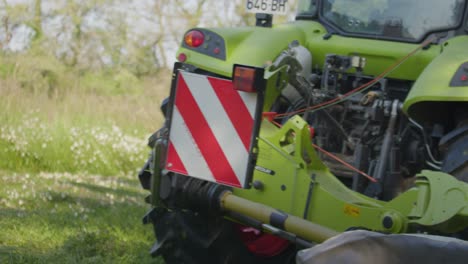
177;53;187;62
236;225;290;258
262;112;278;122
309;126;315;139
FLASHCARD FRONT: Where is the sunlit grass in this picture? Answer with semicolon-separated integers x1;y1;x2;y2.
0;63;169;175
0;110;148;175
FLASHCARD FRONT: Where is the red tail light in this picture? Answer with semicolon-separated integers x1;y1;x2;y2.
177;53;187;62
184;30;205;48
233;66;257;93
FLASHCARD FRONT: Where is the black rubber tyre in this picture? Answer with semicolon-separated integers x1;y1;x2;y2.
451;159;468;182
440;124;468;182
150;208;296;264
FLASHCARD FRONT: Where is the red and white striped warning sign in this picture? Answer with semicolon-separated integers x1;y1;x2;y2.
165;71;259;188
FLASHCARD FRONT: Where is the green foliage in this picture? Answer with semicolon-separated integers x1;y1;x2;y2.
0;63;15;79
0;52;148;97
80;69;143;96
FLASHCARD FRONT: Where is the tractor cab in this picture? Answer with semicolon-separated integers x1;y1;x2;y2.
297;0;467;42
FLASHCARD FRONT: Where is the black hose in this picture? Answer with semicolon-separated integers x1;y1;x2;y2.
374;100;400;200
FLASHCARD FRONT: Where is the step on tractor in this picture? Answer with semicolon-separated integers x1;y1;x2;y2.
138;0;468;263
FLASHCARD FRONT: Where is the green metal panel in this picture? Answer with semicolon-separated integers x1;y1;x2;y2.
407;170;468;233
177;20;441;81
403;35;468;121
233;115;408;234
177;23;307;78
233;114;468;235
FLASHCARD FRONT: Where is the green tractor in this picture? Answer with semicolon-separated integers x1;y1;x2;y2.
138;0;468;263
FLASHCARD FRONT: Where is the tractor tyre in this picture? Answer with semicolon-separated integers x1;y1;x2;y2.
150;208;296;264
440;123;468;182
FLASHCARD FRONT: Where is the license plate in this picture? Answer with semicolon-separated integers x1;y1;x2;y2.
245;0;289;15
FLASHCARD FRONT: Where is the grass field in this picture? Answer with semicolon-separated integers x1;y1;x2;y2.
0;171;159;263
0;54;168;263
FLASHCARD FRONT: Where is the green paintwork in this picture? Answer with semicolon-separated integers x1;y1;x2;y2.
179;20;467;123
403;36;468;121
177;20;440;81
177;24;306;77
233;111;468;236
408;171;468;233
262;64;288;111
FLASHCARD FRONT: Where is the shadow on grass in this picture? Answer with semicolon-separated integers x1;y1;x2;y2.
66;180;143;198
0;208;27;218
0;195;147;230
112;176;143;186
0;203;158;263
0;173;160;263
0;232;158;264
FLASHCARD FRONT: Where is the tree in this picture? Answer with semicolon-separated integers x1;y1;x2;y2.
0;0;298;71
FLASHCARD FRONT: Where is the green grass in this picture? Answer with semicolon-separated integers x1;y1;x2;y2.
0;53;169;263
0;57;169;175
0;171;161;263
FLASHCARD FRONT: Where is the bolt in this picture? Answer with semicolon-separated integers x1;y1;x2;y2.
382;216;394;229
281;185;287;191
253;181;264;190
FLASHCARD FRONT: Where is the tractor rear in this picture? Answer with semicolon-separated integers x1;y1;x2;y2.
138;0;468;263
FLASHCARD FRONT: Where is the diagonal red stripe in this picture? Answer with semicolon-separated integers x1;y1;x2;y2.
166;141;188;175
208;78;254;151
175;74;241;187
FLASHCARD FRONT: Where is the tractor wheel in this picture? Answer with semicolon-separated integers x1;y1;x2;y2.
440;123;468;182
150;208;295;264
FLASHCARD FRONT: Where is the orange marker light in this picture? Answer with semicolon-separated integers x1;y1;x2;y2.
233;66;257;93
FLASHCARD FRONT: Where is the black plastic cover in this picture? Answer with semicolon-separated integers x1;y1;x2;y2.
450;62;468;87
